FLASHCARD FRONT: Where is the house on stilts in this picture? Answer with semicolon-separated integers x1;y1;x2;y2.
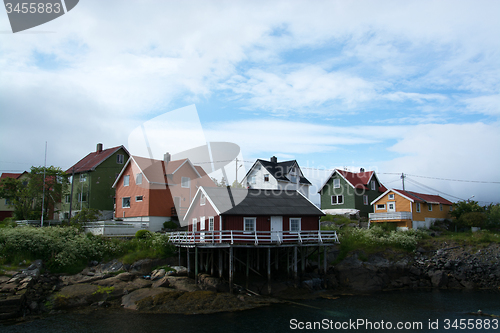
168;186;339;293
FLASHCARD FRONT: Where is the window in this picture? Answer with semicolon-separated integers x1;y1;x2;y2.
428;203;432;211
200;193;206;206
244;217;256;232
5;199;11;205
388;194;395;200
200;216;205;230
65;195;70;203
209;217;214;231
250;175;256;184
440;204;443;211
371;180;376;191
331;195;344;205
136;173;142;185
122;197;130;208
264;174;269;182
290;218;301;232
181;177;190;188
80;174;87;182
117;154;124;164
135;195;143;202
416;202;421;212
78;193;87;202
333;179;340;188
123;175;129;186
388;202;395;211
192;218;197;232
376;204;386;210
363;195;369;205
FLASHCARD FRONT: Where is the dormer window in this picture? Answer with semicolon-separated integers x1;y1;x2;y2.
181;177;190;188
333;179;340;188
264;174;269;182
388;193;395;200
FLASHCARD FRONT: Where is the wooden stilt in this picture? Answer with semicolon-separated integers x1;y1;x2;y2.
205;250;210;273
317;246;321;272
246;249;250;290
275;248;279;271
293;246;298;283
286;248;290;275
267;247;271;295
178;248;181;266
323;246;327;274
195;247;198;284
187;247;190;276
301;247;305;273
211;250;214;276
229;247;234;293
218;250;223;278
256;248;259;269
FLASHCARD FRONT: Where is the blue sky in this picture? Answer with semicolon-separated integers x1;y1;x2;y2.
0;0;499;205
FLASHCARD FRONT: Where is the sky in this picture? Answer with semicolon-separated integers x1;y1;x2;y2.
0;0;499;206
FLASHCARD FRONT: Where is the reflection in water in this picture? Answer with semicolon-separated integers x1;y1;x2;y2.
2;290;499;333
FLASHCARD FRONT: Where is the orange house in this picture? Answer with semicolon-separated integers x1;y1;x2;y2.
113;154;215;230
369;189;453;229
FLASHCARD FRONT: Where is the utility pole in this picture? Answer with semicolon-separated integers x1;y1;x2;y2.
41;142;47;227
68;167;75;223
401;173;406;191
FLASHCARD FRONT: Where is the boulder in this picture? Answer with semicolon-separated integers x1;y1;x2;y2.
121;287;173;310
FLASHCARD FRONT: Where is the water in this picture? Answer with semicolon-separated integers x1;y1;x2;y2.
2;290;499;332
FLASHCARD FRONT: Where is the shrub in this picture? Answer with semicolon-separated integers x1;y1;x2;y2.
135;230;152;239
459;212;487;229
163;221;178;230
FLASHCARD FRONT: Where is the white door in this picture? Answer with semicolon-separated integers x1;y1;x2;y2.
387;202;396;212
200;216;205;242
271;216;283;242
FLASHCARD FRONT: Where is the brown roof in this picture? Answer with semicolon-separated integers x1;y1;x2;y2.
66;146;128;174
393;189;453;205
0;173;24;180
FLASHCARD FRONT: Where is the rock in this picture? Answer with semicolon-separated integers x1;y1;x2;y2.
51;284;104;309
115;272;135;282
151;269;166;280
152;276;170;288
165;277;200;292
121;287;173;310
170;266;188;276
98;259;125;274
429;270;448;288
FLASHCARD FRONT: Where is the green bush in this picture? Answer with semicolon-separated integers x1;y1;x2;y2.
459;212;487;229
135;230;152;239
163;221;178;230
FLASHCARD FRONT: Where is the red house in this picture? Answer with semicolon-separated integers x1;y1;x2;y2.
173;186;336;245
113;154;215;230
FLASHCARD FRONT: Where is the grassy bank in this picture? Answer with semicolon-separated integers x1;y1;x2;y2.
0;226;175;274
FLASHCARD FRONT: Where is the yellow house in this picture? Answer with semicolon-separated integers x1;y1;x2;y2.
369;189;453;229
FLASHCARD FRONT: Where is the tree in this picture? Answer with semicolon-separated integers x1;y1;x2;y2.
0;166;69;220
450;200;484;221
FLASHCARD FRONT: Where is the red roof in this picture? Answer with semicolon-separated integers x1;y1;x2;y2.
66;146;128;174
393;189;453;205
130;156;209;185
0;173;24;180
337;169;386;192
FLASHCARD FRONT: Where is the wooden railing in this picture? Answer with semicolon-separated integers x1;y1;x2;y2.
167;230;339;245
369;212;413;221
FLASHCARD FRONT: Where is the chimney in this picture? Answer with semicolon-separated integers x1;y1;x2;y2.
270;156;277;164
164;152;171;163
360;168;365;173
96;143;103;153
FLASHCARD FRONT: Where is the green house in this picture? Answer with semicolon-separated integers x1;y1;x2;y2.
318;169;387;218
61;143;129;220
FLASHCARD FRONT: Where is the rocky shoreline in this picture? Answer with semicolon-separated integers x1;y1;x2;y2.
1;242;499;324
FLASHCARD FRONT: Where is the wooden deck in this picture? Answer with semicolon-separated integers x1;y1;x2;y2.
168;230;339;247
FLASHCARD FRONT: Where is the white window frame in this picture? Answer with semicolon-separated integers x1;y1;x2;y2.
371;180;376;191
122;197;130;208
181;177;190;188
135;195;143;202
289;218;301;232
65;194;70;203
331;195;344;205
192;218;197;232
387;202;396;212
333;178;340;189
200;193;206;206
208;217;214;231
200;216;205;230
123;175;129;187
388;193;395;200
428;203;433;211
416;202;421;212
363;195;369;205
78;192;87;202
79;173;87;182
376;204;386;210
250;175;256;184
136;173;142;185
244;217;256;232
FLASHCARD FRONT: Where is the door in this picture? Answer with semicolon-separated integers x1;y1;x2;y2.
387;202;396;212
270;216;283;242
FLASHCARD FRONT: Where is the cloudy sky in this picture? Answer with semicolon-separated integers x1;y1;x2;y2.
1;0;499;205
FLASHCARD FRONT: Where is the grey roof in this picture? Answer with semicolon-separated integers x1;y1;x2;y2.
243;159;312;185
204;187;324;216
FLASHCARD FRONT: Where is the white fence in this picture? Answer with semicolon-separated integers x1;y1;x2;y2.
168;230;339;246
83;221;149;237
369;212;413;221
